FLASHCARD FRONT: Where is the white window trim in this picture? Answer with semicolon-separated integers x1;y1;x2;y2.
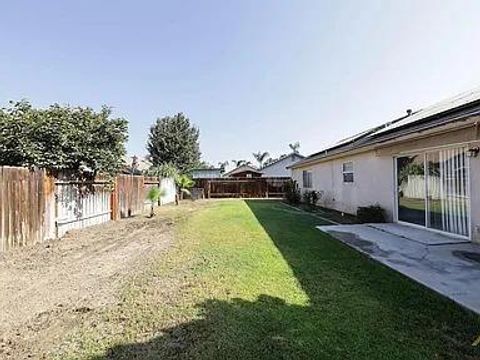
342;162;354;183
302;170;313;188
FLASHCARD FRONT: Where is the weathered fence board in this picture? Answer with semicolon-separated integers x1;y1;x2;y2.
55;178;112;237
115;175;146;219
0;167;177;252
0;167;55;251
195;177;290;198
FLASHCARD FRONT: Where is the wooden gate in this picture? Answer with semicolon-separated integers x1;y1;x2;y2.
113;175;145;219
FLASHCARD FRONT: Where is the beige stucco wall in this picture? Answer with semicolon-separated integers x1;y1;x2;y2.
293;121;480;242
292;151;395;220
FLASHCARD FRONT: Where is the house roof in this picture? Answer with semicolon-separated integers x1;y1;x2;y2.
224;164;262;177
191;168;222;172
292;86;480;169
260;153;305;170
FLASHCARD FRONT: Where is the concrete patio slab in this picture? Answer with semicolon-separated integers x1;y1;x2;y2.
368;223;469;245
317;223;480;315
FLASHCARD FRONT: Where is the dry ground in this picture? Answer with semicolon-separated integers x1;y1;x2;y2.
0;203;198;359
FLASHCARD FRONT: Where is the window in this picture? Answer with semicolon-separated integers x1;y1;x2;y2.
342;162;354;183
302;170;312;188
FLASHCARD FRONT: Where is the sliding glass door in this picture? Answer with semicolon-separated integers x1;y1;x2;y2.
396;147;470;237
397;155;426;226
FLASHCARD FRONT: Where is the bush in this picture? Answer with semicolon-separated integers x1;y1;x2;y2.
357;205;386;223
0;100;128;176
284;180;301;204
302;190;322;207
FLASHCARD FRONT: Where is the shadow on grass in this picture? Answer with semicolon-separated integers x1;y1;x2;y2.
93;200;480;360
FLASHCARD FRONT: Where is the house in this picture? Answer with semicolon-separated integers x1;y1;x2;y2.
261;153;304;177
224;164;263;178
291;87;480;243
191;168;222;179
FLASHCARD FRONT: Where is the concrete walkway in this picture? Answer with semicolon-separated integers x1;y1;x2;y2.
317;223;480;315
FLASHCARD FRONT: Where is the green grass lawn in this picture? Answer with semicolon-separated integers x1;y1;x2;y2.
57;200;480;360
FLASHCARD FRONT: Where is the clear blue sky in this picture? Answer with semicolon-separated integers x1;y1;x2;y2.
1;1;480;167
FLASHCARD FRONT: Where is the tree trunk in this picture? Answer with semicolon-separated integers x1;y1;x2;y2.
150;203;155;217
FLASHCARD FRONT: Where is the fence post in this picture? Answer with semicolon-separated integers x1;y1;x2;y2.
111;176;119;220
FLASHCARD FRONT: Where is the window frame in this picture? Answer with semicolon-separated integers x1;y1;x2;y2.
302;170;313;188
342;161;354;183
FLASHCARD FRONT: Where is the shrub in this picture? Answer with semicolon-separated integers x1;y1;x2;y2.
176;174;195;200
357;205;386;223
302;190;322;207
284;180;301;204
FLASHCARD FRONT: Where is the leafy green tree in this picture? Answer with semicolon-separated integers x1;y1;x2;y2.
0;100;128;176
146;113;201;172
146;163;179;178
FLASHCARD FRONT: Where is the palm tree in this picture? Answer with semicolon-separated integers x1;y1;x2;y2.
146;186;166;217
231;159;250;167
176;174;195;201
252;151;270;168
218;161;229;174
289;142;300;154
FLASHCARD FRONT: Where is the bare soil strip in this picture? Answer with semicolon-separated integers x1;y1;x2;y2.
0;208;177;359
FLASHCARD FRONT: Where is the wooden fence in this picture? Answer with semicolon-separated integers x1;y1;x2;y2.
55;176;112;237
195;177;290;198
0;167;176;252
0;167;55;251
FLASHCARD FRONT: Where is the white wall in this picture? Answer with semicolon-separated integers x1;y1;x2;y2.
261;155;303;177
293;124;480;242
160;177;176;205
292;151;395;220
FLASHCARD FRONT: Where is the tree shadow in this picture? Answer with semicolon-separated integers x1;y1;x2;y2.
92;295;326;360
92;200;479;360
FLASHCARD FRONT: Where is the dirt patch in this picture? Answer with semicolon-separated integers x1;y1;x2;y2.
0;203;201;359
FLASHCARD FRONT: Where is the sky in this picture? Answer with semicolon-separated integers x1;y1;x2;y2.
1;1;480;169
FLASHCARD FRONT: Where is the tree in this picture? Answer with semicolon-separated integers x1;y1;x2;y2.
196;160;215;169
218;161;229;174
252;151;270;168
176;174;195;201
289;142;300;154
0;100;128;176
231;159;251;167
146;186;166;217
146;113;200;172
146;163;179;178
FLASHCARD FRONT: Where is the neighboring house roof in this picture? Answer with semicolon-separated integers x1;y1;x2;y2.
260;153;305;170
191;168;222;172
191;168;223;178
292;86;480;169
224;164;262;177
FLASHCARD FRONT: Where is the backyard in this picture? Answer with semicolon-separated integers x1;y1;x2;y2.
1;200;479;359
